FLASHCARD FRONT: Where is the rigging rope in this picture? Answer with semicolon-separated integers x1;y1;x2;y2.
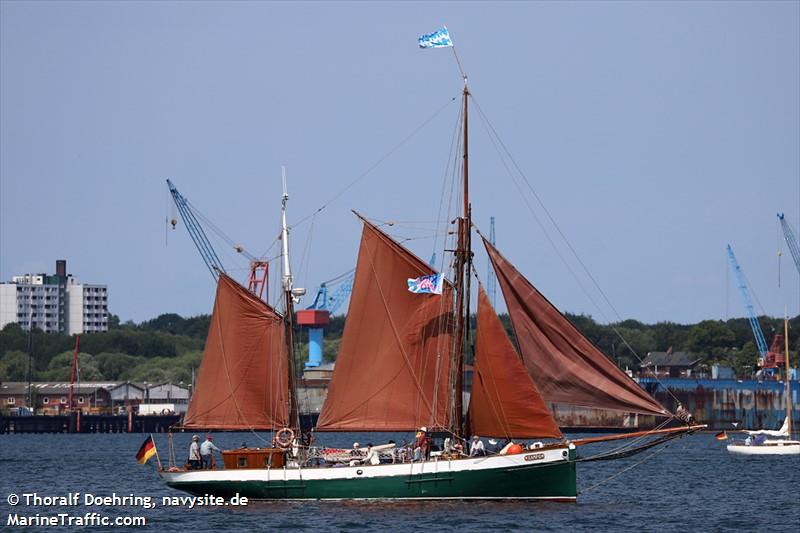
470;94;683;409
576;433;679;495
290;96;459;230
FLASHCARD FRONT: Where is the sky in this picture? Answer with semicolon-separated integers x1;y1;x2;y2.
1;1;798;326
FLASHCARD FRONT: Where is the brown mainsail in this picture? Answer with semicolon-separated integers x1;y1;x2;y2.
183;273;289;430
316;216;454;432
468;286;563;439
483;237;669;417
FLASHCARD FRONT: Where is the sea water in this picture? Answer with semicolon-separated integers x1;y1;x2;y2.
1;432;798;532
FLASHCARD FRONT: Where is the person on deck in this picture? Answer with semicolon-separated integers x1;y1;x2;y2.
350;442;362;457
469;435;486;457
413;427;428;461
200;434;221;469
675;403;695;425
188;435;201;470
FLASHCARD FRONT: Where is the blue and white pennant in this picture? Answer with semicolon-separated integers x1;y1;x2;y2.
418;27;453;49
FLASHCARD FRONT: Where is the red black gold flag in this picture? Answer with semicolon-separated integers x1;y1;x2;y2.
714;431;727;441
136;435;157;464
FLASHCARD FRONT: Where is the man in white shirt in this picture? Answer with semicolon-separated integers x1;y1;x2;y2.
200;434;221;469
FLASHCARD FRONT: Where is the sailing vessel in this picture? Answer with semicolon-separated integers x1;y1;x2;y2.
727;318;799;455
161;36;703;500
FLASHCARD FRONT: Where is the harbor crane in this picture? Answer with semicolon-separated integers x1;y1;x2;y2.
297;270;355;369
726;244;784;373
726;244;769;361
166;179;269;298
167;179;226;281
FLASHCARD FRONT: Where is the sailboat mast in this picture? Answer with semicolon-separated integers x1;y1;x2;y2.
453;82;471;435
784;317;792;436
280;168;299;431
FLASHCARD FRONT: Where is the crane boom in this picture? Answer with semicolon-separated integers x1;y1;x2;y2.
726;244;769;358
778;213;800;276
306;269;355;315
166;179;225;281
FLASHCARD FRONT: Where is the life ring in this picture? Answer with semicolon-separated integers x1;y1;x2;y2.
275;428;294;448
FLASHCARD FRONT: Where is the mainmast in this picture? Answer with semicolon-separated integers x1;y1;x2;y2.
784;317;792;436
453;79;471;436
280;167;303;432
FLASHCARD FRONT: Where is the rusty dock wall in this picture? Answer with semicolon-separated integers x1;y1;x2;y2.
638;378;799;430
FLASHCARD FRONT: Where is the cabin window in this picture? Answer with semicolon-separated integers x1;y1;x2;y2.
42;397;50;404
7;397;15;405
238;457;248;468
60;397;67;404
77;397;84;404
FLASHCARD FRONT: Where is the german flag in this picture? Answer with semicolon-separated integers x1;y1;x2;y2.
136;435;157;464
714;431;727;441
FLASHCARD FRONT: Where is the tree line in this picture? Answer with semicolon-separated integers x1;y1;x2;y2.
0;311;797;384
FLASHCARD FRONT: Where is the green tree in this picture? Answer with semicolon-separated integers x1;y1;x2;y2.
732;341;759;378
41;351;102;381
0;350;32;380
95;352;145;380
687;320;735;361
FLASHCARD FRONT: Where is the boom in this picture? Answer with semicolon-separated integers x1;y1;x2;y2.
778;213;800;276
726;244;769;358
166;179;225;281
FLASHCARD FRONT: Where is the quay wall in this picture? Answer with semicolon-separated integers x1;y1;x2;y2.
639;378;799;430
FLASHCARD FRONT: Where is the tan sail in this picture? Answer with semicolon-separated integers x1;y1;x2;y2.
483;237;669;417
316;215;454;432
183;273;289;430
468;286;563;439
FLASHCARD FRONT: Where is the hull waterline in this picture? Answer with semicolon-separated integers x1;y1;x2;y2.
727;441;800;455
162;447;577;501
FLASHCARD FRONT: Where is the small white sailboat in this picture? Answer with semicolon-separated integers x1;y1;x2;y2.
727;319;799;456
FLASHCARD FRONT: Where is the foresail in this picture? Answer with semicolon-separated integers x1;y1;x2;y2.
483;238;670;417
316;216;454;432
183;273;289;430
468;286;563;439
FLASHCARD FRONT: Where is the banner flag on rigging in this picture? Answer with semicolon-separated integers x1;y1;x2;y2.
136;435;157;464
419;27;453;49
407;273;444;294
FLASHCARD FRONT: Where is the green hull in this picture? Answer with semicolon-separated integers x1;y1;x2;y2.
166;451;577;501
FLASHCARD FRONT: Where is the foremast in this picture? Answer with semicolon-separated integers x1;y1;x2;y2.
280;168;300;433
452;80;472;436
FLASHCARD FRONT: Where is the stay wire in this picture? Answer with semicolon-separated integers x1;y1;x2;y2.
470;94;682;409
290;96;458;230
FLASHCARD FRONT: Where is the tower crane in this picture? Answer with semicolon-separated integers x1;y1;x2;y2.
778;213;800;276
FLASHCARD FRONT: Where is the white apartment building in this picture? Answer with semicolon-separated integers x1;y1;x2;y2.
0;260;108;334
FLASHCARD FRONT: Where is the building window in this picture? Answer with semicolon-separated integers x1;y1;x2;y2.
7;397;15;405
42;397;50;404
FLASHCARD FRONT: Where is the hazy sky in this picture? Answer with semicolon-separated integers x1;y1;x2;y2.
1;1;798;325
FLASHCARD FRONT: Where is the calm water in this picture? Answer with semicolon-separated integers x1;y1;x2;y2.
1;431;798;532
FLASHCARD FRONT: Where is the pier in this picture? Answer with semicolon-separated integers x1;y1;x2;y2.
0;413;181;434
